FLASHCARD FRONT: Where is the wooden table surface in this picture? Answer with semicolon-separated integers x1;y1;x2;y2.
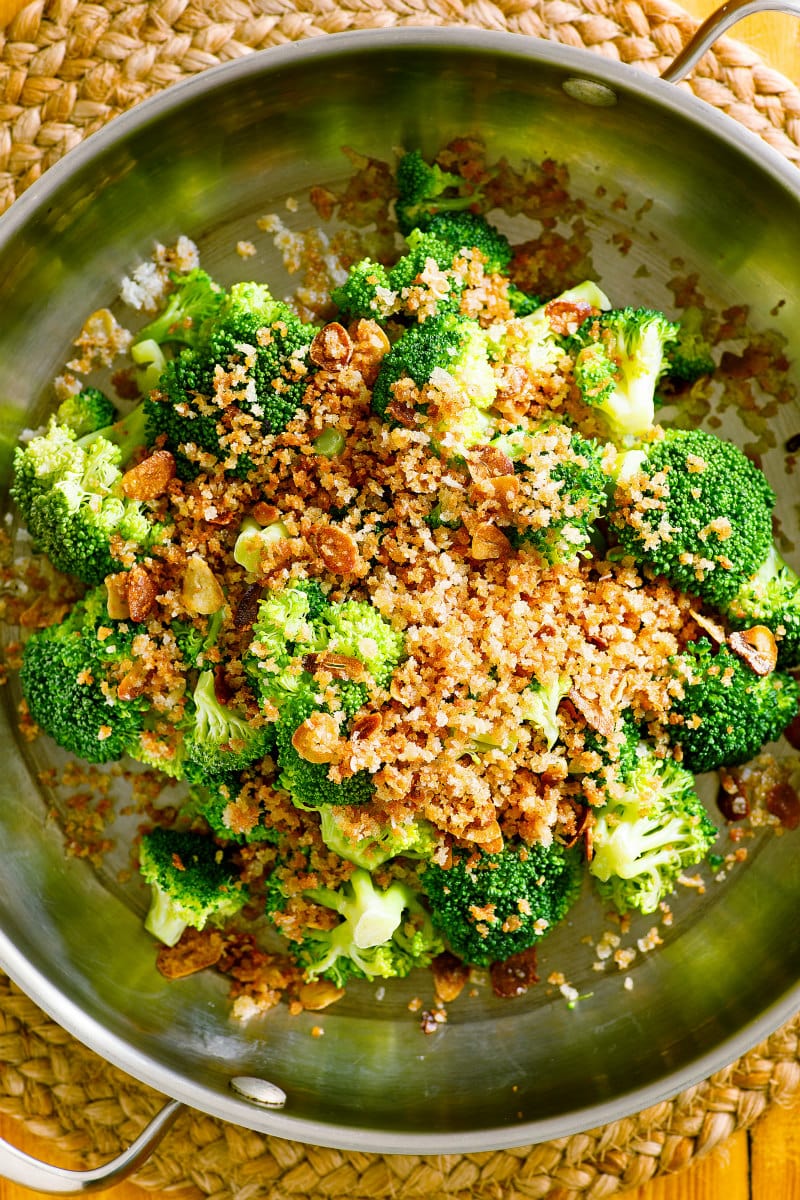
0;0;798;1195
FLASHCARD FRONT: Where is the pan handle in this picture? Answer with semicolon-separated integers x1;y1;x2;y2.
0;1099;184;1194
662;0;800;82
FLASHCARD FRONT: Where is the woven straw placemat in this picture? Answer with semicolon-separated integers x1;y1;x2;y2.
0;971;798;1197
1;0;800;1195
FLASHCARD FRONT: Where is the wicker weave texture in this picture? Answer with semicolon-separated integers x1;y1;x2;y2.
1;0;800;1195
2;0;800;216
0;974;798;1199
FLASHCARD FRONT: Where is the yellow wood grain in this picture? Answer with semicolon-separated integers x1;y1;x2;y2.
0;1;797;1199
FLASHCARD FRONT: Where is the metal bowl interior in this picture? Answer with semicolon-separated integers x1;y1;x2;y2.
0;29;798;1154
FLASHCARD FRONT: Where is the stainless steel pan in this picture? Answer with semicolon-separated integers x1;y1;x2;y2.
1;3;799;1188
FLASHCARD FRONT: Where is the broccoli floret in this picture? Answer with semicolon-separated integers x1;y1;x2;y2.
144;351;229;480
184;670;273;777
249;588;404;810
421;841;582;966
138;826;248;946
725;546;800;669
296;867;443;986
519;674;572;750
322;599;405;689
504;429;608;564
275;687;374;809
395;150;478;236
318;806;438;870
372;313;497;457
203;282;317;434
571;307;679;439
589;746;717;914
424;211;512;276
245;580;329;708
387;229;467;319
663;306;715;387
172;609;226;670
506;286;542;317
20;587;149;763
489;281;610;376
249;583;403;711
11;404;156;585
612;428;776;608
332;239;465;329
330;259;394;324
189;772;282;845
145;282;317;477
133;269;224;349
389;215;511;307
332;214;511;329
56;387;117;438
667;637;799;773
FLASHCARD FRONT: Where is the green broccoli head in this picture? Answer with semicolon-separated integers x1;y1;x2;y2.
668;637;799;774
505;429;608;565
589;747;717;914
20;588;150;763
245;579;330;708
318;806;438;871
424;212;512;276
372;313;497;457
56;387;117;438
612;428;776;607
144;281;317;477
662;306;715;387
395;150;479;235
385;229;467;321
248;583;403;713
11;408;156;585
297;867;443;986
184;670;274;777
334;214;511;330
275;686;374;810
330;259;394;324
138;826;248;946
572;307;679;439
203;282;317;433
188;771;283;845
322;600;405;689
248;586;404;811
144;351;232;481
726;546;800;669
421;840;582;967
133;268;224;349
490;281;610;377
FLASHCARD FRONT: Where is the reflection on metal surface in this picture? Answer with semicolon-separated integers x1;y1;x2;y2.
562;77;618;106
231;1077;288;1108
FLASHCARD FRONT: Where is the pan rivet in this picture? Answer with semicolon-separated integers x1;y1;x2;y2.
230;1076;287;1108
562;78;618;107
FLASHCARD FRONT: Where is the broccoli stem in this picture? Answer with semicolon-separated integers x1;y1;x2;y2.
144;884;189;947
